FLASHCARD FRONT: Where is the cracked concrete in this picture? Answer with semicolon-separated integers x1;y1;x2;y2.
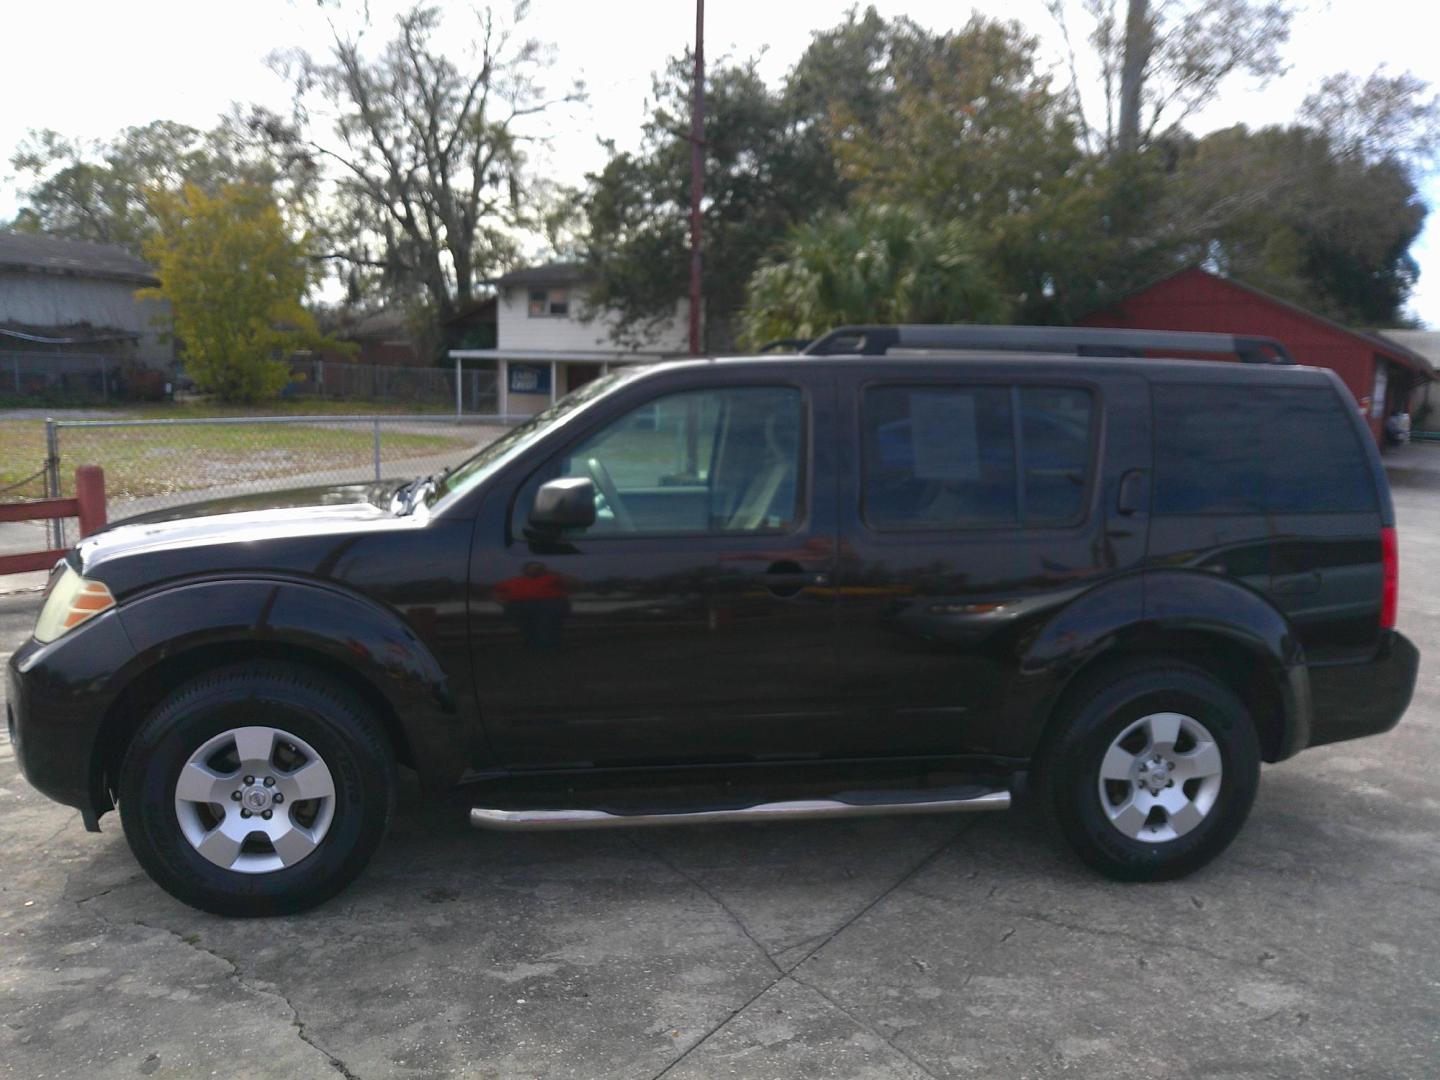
2;459;1439;1078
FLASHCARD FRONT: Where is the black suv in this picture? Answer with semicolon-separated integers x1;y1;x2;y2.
6;325;1418;915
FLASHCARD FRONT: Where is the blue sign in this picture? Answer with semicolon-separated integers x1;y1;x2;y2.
509;363;552;394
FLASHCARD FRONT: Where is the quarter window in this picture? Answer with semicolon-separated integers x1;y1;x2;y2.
1153;385;1375;514
523;386;804;535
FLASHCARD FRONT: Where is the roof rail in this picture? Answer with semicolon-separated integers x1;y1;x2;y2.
801;324;1296;365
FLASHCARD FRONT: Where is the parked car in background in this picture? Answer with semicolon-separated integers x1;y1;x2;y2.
7;325;1418;915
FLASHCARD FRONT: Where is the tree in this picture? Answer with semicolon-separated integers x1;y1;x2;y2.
991;154;1183;324
7;112;318;252
584;54;841;350
279;2;582;325
829;15;1079;227
583;8;925;352
1049;0;1294;155
1169;124;1425;324
1300;68;1440;169
140;184;336;402
739;205;1007;347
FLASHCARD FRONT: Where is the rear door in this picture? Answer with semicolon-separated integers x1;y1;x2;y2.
830;364;1151;758
467;368;843;769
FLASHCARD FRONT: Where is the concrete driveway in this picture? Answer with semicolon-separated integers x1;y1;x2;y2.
2;458;1438;1079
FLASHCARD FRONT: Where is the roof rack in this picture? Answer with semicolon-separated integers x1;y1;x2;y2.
800;324;1296;365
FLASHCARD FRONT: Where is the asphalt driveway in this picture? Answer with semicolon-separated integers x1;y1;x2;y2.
2;453;1437;1079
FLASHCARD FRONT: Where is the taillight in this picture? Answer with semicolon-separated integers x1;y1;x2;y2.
1380;526;1398;630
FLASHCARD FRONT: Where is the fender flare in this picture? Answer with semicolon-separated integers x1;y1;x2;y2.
1010;570;1311;761
105;576;476;791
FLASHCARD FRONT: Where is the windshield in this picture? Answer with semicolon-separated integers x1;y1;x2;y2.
426;370;641;508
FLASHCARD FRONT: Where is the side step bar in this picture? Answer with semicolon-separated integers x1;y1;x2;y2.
470;788;1010;832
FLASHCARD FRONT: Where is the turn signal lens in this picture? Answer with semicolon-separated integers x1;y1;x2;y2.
33;565;116;644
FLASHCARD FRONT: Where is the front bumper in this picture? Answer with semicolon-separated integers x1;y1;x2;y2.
6;608;137;821
1306;630;1419;749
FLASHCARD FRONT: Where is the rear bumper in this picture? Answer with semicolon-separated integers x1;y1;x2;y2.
1305;630;1419;749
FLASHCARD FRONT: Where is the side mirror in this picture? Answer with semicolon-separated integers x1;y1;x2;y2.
528;476;596;533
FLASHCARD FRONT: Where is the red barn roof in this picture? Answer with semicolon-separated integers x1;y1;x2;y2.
1079;267;1434;440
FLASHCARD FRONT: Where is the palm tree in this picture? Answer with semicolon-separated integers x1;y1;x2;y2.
739;204;1008;348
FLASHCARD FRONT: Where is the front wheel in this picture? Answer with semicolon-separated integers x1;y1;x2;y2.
119;662;395;916
1038;663;1261;881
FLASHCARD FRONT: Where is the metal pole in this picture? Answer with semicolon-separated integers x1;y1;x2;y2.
455;357;462;417
498;359;509;419
687;0;705;356
373;418;382;481
44;419;62;549
98;357;108;403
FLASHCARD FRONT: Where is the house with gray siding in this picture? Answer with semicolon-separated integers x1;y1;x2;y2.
1;233;173;391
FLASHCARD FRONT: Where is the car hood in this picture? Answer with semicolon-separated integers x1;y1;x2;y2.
115;481;398;525
75;482;418;589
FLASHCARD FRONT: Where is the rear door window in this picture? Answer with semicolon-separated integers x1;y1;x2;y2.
1021;387;1094;524
862;384;1094;529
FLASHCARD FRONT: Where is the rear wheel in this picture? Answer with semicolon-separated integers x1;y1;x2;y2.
1038;662;1261;881
119;662;395;916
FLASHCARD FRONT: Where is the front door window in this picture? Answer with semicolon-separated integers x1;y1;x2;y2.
523;386;804;536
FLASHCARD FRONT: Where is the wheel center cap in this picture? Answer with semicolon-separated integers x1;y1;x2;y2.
1138;758;1172;792
241;786;273;812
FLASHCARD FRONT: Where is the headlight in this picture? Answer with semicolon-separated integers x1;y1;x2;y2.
34;564;116;644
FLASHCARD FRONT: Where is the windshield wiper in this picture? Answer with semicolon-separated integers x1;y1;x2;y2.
390;476;433;515
390;465;454;515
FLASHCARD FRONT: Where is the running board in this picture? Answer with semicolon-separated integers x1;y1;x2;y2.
469;788;1011;832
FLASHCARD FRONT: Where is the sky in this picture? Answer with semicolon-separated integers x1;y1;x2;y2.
3;0;1438;325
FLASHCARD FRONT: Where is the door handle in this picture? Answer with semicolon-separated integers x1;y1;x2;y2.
757;560;829;597
755;571;830;587
1117;469;1149;515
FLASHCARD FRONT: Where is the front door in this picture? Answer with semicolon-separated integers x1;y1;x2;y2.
468;373;841;769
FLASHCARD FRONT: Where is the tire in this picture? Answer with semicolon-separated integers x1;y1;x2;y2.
119;661;396;916
1037;662;1260;882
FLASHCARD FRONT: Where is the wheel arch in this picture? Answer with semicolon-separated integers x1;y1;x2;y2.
1036;622;1306;765
90;576;474;820
93;639;417;814
1015;570;1311;766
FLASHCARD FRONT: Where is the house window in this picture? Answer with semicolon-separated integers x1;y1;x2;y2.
527;288;570;317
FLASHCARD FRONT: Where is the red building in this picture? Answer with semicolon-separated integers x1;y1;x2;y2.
1079;268;1435;443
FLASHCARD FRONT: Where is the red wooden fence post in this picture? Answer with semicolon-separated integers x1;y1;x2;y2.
75;466;107;537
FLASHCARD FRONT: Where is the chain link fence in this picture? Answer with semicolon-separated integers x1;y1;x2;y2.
39;414;515;545
286;358;499;412
1;351;138;404
3;352;501;410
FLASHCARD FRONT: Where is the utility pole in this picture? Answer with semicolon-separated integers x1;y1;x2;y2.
688;0;705;356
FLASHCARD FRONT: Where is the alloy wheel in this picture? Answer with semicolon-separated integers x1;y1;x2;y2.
1096;712;1224;843
173;725;337;874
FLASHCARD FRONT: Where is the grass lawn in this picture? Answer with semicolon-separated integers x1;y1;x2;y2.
0;422;48;497
1;416;477;503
